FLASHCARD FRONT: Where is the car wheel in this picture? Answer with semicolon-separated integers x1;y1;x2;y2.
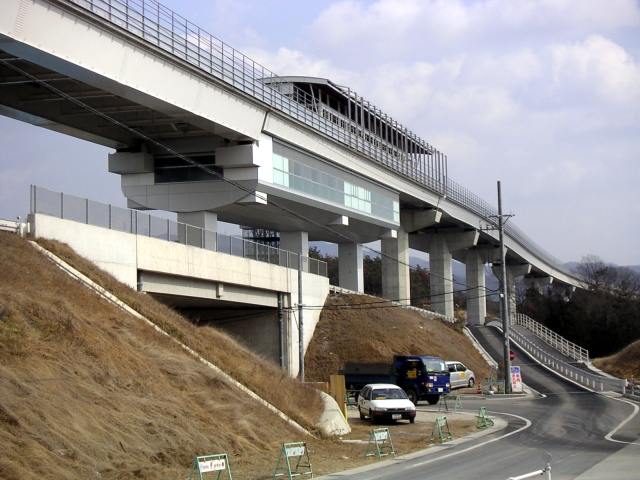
359;407;365;420
405;388;418;405
468;377;475;388
369;410;377;424
426;394;440;405
409;417;415;424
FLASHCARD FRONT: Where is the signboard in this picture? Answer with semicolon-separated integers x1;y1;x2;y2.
374;430;388;441
199;458;226;473
273;442;313;480
510;366;523;393
285;445;306;457
188;454;232;480
509;350;515;361
365;428;395;459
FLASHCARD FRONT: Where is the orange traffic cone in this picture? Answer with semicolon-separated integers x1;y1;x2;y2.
477;381;482;394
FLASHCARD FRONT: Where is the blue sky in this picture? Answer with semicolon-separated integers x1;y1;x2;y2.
1;0;639;265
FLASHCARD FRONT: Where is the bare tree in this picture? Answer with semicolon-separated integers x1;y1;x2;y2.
574;255;619;293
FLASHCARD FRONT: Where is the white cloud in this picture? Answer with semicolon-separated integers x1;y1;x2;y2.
308;0;640;68
546;34;640;105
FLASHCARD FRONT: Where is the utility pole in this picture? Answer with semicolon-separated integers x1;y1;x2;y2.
298;255;304;382
497;181;512;394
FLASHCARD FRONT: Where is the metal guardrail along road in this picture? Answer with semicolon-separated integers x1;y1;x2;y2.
512;313;589;363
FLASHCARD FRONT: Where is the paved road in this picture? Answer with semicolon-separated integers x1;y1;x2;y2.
320;325;640;480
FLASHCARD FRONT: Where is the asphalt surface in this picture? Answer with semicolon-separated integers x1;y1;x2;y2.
319;325;640;480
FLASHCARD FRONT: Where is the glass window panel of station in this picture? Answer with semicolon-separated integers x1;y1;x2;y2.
272;152;397;222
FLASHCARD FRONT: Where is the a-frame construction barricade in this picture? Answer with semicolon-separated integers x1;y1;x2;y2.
188;454;233;480
272;442;313;480
476;407;494;429
430;416;452;443
438;394;463;412
364;427;395;459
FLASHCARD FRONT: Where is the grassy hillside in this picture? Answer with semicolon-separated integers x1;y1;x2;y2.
0;233;323;480
593;341;640;379
305;294;491;383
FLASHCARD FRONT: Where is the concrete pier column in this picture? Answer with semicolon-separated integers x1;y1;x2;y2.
465;250;486;325
382;227;410;305
411;230;479;318
552;284;576;300
430;237;454;317
523;276;553;294
460;247;501;325
338;243;363;292
177;211;217;250
280;231;309;272
492;263;531;320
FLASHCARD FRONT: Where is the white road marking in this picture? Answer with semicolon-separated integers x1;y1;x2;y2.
405;412;532;469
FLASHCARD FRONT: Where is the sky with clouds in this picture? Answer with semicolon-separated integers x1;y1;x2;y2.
1;0;638;265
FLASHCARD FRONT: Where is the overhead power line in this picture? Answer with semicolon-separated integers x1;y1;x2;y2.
2;58;495;299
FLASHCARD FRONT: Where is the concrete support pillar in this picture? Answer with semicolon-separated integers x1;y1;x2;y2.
430;237;454;317
382;226;410;305
177;211;217;250
492;263;531;320
411;230;479;318
280;231;309;272
465;250;486;325
552;284;575;300
523;276;553;294
338;243;363;292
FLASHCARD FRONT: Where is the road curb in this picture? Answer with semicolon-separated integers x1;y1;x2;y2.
318;412;509;479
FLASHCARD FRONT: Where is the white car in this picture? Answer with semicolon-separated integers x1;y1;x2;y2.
446;361;476;389
358;384;416;424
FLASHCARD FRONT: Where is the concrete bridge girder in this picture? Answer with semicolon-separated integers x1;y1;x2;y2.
400;209;443;233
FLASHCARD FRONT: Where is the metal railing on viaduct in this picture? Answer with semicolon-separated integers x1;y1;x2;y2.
30;185;328;277
67;0;573;279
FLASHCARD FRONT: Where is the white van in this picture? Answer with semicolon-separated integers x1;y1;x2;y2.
445;361;475;388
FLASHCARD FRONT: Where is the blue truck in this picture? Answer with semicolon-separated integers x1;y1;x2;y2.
342;355;451;405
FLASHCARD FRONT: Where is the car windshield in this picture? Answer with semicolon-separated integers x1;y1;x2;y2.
423;359;448;373
371;388;408;400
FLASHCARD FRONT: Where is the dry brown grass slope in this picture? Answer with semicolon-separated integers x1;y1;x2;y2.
593;341;640;379
304;294;492;383
0;233;323;480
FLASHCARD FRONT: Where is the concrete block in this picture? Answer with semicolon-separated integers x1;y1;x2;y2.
108;152;154;174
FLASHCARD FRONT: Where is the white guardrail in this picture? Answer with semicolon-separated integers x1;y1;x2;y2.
509;328;625;394
512;313;589;363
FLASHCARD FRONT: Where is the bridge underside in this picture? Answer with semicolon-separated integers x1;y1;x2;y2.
1;0;578;336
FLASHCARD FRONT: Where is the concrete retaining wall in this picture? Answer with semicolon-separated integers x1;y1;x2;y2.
28;213;329;376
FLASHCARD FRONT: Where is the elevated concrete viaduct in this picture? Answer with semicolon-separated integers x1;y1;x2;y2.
1;0;581;371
